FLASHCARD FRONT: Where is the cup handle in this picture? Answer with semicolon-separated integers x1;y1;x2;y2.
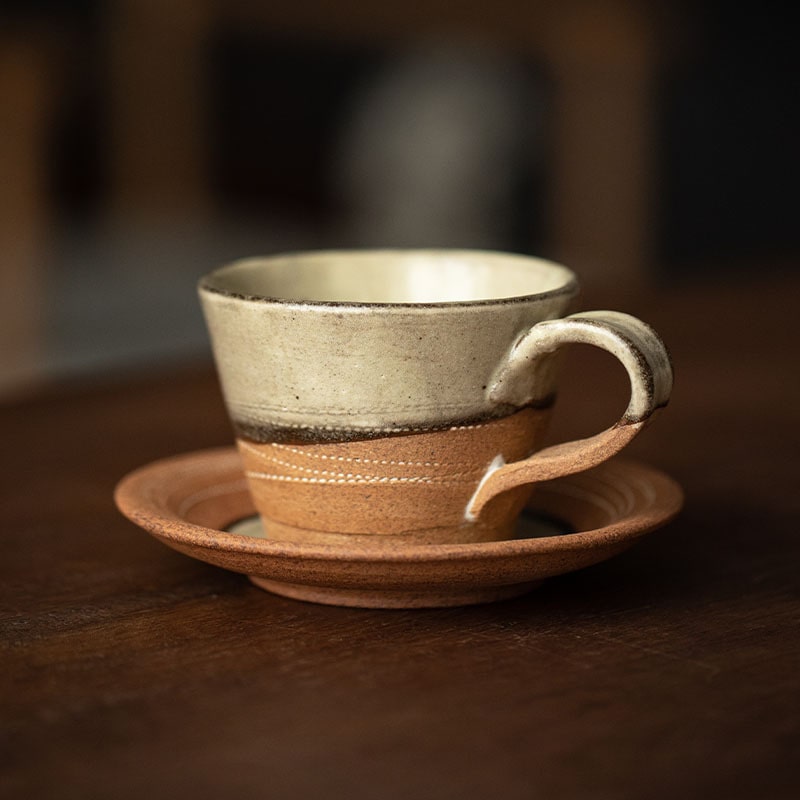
466;311;673;521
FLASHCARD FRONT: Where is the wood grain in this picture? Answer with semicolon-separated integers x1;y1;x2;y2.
2;276;799;799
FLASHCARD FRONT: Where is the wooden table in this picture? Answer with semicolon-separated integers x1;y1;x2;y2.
3;274;799;799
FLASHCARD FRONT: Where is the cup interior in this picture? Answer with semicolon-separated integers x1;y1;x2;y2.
200;250;577;305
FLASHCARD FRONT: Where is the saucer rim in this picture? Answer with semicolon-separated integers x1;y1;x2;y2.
115;447;684;565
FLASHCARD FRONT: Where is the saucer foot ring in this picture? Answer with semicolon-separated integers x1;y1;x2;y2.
248;575;540;608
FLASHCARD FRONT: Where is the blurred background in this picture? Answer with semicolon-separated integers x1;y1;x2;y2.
1;0;797;394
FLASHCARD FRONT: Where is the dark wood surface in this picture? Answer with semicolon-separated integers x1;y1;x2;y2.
2;273;799;799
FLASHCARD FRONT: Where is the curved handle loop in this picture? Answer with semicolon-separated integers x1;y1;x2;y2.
467;311;673;521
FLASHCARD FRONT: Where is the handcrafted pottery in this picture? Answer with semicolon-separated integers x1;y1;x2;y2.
114;448;684;609
199;251;673;546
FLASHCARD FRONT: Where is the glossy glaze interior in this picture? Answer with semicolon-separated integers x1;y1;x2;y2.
200;250;577;305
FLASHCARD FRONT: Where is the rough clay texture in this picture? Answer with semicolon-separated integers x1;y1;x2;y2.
237;407;549;544
114;447;684;609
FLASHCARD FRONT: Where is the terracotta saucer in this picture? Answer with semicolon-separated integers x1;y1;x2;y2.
114;448;683;609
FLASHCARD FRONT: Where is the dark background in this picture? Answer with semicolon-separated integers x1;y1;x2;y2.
1;0;798;390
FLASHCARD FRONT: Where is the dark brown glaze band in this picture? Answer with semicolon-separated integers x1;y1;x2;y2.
232;395;558;445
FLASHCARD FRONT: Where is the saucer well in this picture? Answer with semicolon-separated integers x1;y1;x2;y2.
114;448;683;608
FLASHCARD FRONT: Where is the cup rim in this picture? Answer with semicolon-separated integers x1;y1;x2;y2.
198;249;581;309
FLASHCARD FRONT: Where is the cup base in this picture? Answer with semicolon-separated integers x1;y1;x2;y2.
237;407;546;542
258;515;521;547
248;575;541;608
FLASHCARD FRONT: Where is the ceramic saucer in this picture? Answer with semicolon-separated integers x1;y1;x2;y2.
115;448;683;608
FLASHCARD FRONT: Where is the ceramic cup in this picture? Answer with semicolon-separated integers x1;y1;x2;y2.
199;250;672;547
